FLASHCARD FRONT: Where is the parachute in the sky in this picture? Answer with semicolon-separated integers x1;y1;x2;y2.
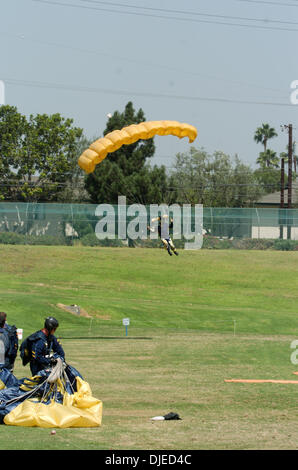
0;360;102;428
78;120;198;174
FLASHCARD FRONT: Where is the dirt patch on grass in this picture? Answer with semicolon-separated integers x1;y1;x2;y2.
56;303;91;318
56;303;111;320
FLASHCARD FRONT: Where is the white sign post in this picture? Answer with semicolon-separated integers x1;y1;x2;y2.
122;318;130;336
0;81;5;105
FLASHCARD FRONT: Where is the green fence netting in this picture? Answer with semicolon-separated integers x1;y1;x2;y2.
0;203;297;246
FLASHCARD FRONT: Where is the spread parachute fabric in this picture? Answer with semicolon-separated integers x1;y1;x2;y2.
78;120;198;174
0;367;19;391
0;360;102;428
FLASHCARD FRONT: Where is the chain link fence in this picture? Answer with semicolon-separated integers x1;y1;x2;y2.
0;203;298;248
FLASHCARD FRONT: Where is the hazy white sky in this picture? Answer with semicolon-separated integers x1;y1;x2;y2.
1;0;298;170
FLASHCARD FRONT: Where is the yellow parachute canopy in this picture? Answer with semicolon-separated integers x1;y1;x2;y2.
2;364;102;429
78;120;198;174
4;376;102;428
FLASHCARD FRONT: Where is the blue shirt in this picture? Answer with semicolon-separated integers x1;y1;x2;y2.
30;330;65;375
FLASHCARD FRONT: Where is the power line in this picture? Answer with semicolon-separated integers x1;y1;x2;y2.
0;30;287;96
79;0;298;26
3;77;294;107
32;0;298;32
161;165;290;172
0;168;289;176
167;185;281;189
0;178;284;187
237;0;298;7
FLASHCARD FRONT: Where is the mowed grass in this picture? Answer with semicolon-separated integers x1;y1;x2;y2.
1;245;298;449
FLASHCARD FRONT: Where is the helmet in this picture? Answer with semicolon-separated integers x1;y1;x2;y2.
44;316;59;331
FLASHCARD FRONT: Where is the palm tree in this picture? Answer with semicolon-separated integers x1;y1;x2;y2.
254;123;278;152
257;149;279;168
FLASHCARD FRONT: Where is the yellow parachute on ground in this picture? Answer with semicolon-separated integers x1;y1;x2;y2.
0;360;102;428
4;376;102;428
78;120;198;174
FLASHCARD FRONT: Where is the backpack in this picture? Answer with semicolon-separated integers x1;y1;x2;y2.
20;331;42;366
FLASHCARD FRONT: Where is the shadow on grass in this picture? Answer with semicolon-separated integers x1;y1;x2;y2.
60;336;153;340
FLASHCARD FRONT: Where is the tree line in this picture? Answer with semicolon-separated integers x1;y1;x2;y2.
0;102;294;207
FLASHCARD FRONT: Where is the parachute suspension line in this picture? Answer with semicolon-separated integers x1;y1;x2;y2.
40;358;66;403
62;368;75;395
2;380;46;407
40;382;54;404
46;358;64;383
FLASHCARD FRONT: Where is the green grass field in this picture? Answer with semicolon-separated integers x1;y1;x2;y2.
1;245;298;450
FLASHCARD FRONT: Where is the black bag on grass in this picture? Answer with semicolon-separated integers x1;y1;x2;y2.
164;412;181;420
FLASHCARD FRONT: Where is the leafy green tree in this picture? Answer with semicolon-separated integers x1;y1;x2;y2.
254;167;284;195
85;101;168;204
168;148;262;207
56;134;93;203
0;106;27;200
0;105;83;201
20;112;83;201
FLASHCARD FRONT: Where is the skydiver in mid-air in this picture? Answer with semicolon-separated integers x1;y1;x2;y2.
148;215;179;256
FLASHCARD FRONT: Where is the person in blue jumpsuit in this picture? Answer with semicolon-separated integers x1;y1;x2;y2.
0;312;10;370
0;312;18;371
30;317;65;376
1;312;18;372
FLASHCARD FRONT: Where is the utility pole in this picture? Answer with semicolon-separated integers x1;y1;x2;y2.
280;157;285;208
279;157;285;239
281;124;293;239
281;124;293;208
288;124;293;209
288;124;293;240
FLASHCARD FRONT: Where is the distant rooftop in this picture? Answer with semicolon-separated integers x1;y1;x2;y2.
256;181;298;206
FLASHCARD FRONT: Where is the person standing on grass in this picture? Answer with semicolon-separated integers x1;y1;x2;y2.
0;312;18;372
28;316;65;376
0;312;11;370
